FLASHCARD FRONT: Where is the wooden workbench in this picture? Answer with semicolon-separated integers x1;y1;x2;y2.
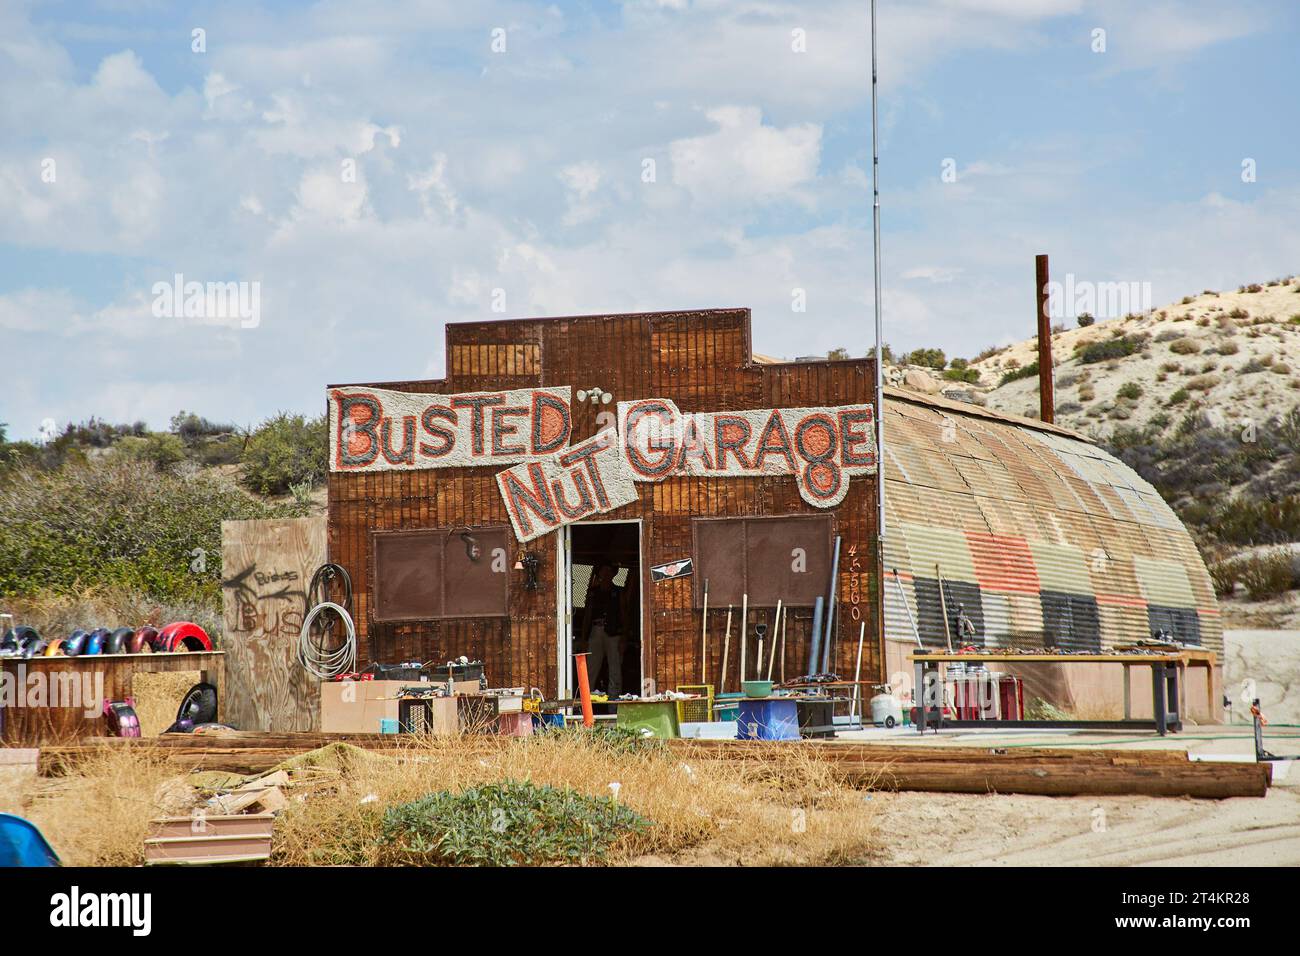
0;651;224;746
907;648;1217;735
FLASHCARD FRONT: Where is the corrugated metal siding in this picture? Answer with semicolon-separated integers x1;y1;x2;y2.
882;396;1222;655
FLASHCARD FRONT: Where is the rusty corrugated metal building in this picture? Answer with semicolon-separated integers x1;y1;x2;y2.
879;388;1221;669
326;308;1220;700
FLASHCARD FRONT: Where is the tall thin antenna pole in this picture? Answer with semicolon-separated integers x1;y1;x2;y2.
871;0;886;544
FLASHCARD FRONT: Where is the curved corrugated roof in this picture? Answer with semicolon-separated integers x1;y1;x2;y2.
881;391;1220;656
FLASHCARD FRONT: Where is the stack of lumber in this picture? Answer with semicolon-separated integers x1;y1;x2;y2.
35;731;1272;799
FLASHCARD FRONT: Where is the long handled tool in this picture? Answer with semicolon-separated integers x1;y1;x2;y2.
700;578;709;683
739;592;748;683
720;604;733;695
851;621;866;720
779;603;789;682
766;600;782;680
936;563;954;653
892;568;922;648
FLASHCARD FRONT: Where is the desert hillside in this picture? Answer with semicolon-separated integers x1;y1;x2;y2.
887;275;1300;629
971;277;1300;434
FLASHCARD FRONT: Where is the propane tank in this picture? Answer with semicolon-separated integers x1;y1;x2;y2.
870;684;904;728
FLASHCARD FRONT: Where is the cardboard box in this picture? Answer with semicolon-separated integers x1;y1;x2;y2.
320;680;408;734
320;680;466;735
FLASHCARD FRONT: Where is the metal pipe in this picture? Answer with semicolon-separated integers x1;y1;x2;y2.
871;0;886;546
822;535;842;673
779;604;788;682
892;568;922;647
851;621;866;719
739;592;748;683
767;600;782;680
809;596;824;676
720;604;733;695
700;578;709;684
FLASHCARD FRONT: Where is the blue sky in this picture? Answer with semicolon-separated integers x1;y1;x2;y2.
2;0;1298;439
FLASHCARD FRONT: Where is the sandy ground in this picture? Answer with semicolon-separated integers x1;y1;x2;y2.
846;724;1300;866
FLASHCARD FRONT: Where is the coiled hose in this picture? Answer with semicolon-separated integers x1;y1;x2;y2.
298;601;357;680
299;563;357;680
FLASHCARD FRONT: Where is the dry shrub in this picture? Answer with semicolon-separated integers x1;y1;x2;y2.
270;734;877;866
2;585;220;645
24;746;187;866
1234;550;1297;600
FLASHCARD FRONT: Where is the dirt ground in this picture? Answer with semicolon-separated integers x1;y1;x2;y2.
847;724;1300;866
870;782;1298;866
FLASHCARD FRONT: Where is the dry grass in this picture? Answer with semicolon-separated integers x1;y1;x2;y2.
132;671;202;736
16;734;877;866
23;746;190;866
271;735;877;866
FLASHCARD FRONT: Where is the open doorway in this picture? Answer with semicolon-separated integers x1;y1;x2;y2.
562;521;642;698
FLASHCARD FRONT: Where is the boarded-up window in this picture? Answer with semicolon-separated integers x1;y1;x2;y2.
443;527;510;618
372;527;510;621
693;515;833;608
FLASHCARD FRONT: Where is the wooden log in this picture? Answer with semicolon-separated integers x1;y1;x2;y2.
35;731;1272;798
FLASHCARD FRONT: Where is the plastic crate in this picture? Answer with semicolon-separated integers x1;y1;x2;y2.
614;700;681;738
735;698;800;740
714;693;745;722
676;684;714;724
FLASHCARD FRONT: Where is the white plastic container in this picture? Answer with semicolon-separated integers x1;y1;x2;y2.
870;691;903;728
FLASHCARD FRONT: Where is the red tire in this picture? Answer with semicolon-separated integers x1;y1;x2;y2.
156;622;213;652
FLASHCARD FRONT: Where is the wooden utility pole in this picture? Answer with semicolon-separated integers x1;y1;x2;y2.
1035;253;1055;424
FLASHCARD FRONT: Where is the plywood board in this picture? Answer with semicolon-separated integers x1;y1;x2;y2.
221;516;326;732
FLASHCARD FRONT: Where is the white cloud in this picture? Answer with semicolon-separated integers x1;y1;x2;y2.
0;288;83;334
408;153;461;220
670;106;821;205
0;0;1292;439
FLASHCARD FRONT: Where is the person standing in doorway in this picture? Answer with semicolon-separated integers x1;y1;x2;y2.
581;560;624;696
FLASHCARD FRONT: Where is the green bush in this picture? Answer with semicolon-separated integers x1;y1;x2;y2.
170;410;237;444
905;347;947;370
1117;382;1143;400
1078;334;1147;364
999;360;1039;387
535;723;667;756
1167;388;1190;405
378;781;650;866
1076;312;1095;327
0;460;302;604
241;413;327;495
